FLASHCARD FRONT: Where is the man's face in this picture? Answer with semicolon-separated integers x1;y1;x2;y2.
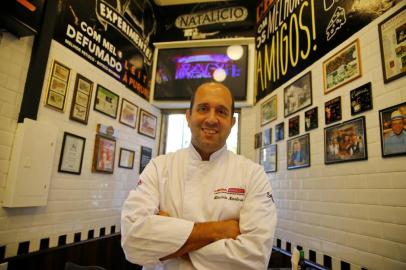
186;84;235;159
391;118;404;135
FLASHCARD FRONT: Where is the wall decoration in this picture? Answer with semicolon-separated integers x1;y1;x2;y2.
350;82;373;115
118;148;135;169
45;60;71;112
139;146;152;174
58;132;86;175
261;95;277;126
275;122;284;142
284;72;312;117
262;128;272;146
260;144;277;173
119;99;138;128
287;134;310;170
138;109;157;139
379;102;406;157
378;6;406;83
288;115;300;137
305;107;318;132
323;39;362;94
69;74;93;124
94;85;119;119
325;97;342;125
254;132;262;149
92;134;116;173
324;116;367;164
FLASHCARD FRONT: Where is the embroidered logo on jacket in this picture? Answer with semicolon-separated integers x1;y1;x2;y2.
214;187;245;202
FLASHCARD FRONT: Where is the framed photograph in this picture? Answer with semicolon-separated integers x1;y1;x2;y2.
45;60;71;112
261;95;277;126
139;146;152;174
350;82;373;116
324;116;368;164
94;85;119;119
288;115;300;137
378;6;406;83
262;128;272;146
58;132;86;175
287;134;310;170
379;102;406;157
254;132;262;149
92;134;116;173
305;107;318;131
260;144;277;173
325;97;342;125
323;39;362;94
119;99;138;128
118;148;135;169
275;122;284;142
284;72;312;117
138;109;158;139
69;74;93;124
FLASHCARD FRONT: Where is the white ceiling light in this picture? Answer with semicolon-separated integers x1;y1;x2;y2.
227;45;243;60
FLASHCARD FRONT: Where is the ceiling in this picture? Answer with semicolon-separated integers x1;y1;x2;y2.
153;0;229;6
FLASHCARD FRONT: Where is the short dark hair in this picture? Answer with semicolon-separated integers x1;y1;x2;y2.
189;83;235;116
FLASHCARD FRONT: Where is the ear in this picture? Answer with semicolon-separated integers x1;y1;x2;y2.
231;116;236;127
186;109;191;127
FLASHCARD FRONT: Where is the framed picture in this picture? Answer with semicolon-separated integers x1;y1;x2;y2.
263;128;272;146
275;122;284;142
45;60;71;111
323;39;362;94
260;144;277;173
254;132;262;149
350;82;373;116
324;116;368;164
325;97;342;125
378;6;406;83
119;99;138;128
69;74;93;124
379;102;406;157
284;72;312;117
261;95;277;126
305;107;318;131
92;134;116;173
58;132;86;175
94;85;119;119
138;109;158;139
287;134;310;170
288;115;300;137
118;148;135;169
139;146;152;174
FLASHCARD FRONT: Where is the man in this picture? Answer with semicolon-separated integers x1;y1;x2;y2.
384;110;406;155
121;82;277;269
290;141;304;166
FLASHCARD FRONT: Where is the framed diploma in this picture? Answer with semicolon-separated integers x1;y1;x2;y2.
45;60;71;112
58;132;86;175
118;148;135;169
69;74;93;124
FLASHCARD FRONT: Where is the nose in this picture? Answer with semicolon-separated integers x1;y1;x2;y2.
205;109;219;125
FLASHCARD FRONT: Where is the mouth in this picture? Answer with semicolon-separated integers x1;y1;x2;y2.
202;128;218;135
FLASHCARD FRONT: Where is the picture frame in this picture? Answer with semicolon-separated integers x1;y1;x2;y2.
118;148;135;169
284;71;312;117
275;122;284;142
350;82;373;116
305;107;318;132
45;60;71;112
254;132;262;149
378;6;406;83
260;144;277;173
139;146;152;174
323;39;362;94
261;95;277;126
325;97;342;125
92;134;116;173
138;109;158;139
288;115;300;137
58;132;86;175
262;128;272;146
119;98;138;128
69;74;93;124
94;85;119;119
379;102;406;157
287;134;310;170
324;116;368;164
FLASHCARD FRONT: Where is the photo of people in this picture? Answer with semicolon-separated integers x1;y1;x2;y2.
287;134;310;169
262;128;272;146
324;116;367;164
305;107;318;131
379;102;406;157
284;72;312;117
325;97;342;125
289;115;300;137
275;122;285;142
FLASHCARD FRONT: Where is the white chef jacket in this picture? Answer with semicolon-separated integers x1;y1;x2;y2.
121;144;277;270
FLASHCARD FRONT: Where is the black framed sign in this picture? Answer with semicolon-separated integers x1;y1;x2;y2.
350;82;373;116
58;132;86;175
139;146;152;174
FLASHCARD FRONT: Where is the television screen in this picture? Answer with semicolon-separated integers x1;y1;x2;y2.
153;45;248;101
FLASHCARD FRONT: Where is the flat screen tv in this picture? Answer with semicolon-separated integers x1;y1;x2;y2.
150;38;255;108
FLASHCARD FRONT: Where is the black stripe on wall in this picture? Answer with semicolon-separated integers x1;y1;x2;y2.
324;255;332;268
39;238;49;250
17;241;29;255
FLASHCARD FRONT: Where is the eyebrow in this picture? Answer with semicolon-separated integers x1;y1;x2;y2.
196;103;230;113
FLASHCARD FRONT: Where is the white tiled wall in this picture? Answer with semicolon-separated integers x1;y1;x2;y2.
241;4;406;270
0;36;160;257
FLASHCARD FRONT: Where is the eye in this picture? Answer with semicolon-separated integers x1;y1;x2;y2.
197;106;208;112
217;108;229;117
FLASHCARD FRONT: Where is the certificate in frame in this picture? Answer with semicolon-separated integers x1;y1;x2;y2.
138;109;158;139
45;60;71;112
69;74;93;124
94;85;119;119
58;132;86;175
119;98;138;128
118;148;135;169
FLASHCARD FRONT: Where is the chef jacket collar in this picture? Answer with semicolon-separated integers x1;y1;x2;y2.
189;143;227;161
